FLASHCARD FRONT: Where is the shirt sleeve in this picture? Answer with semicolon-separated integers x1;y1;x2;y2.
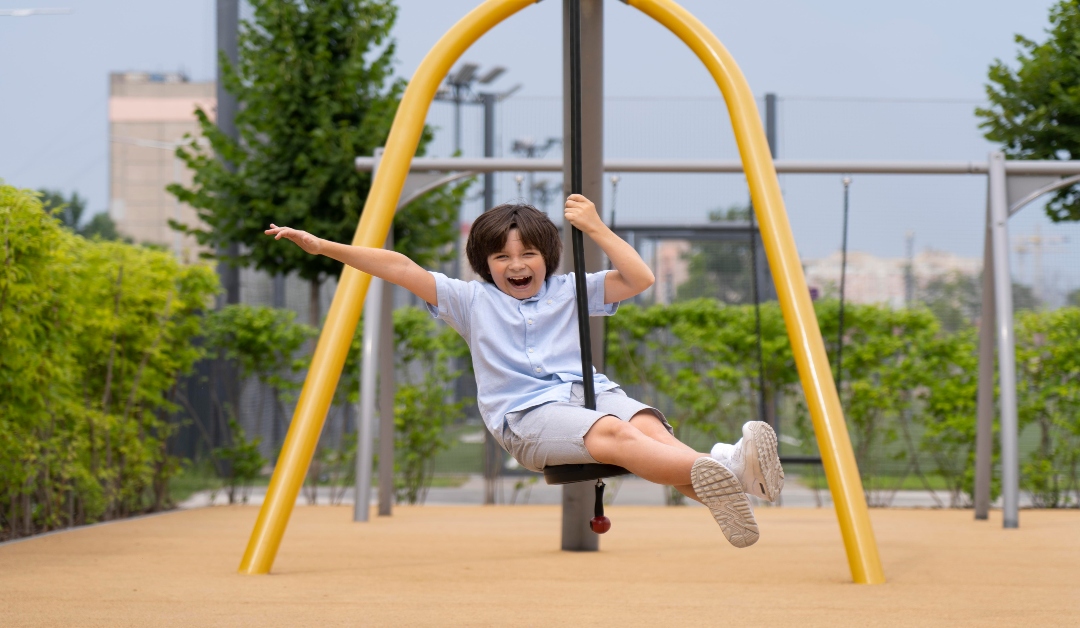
424;272;474;336
586;270;619;316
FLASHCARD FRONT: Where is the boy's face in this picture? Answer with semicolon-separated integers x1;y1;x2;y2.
487;228;547;300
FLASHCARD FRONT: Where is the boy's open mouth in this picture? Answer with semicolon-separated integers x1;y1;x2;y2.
507;276;532;289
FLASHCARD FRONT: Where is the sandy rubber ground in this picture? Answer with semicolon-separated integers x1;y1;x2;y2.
2;505;1078;627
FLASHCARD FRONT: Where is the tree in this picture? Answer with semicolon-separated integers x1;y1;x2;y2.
391;307;470;504
976;0;1080;222
919;328;986;508
81;213;124;241
169;0;467;326
38;189;124;241
39;188;86;230
202;304;316;461
1015;308;1080;507
920;271;980;333
675;206;756;304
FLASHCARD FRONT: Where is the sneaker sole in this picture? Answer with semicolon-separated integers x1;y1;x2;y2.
691;458;759;548
745;421;785;502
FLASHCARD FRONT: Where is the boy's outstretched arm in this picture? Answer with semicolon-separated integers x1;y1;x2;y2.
265;224;437;305
563;194;655;303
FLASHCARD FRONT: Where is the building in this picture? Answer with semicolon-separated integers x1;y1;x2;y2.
108;71;214;259
804;248;981;308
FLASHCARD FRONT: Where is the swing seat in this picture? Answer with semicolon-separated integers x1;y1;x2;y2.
543;463;631;486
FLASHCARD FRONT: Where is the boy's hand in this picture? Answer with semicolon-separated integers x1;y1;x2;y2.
563;194;605;235
265;224;323;255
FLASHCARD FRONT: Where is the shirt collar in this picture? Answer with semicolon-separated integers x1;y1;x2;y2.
521;277;551;303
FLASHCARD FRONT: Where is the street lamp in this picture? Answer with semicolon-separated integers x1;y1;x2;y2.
435;63;518;154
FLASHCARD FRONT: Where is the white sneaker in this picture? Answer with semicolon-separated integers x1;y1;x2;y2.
690;457;759;548
710;421;785;502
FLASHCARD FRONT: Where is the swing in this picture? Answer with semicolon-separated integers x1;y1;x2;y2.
539;0;628;535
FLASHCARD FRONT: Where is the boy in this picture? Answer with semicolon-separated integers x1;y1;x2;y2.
266;194;783;547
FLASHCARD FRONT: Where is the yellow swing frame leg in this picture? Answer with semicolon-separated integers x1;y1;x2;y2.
239;0;885;585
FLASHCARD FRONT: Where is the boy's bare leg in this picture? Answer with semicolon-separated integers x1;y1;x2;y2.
628;412;700;501
582;415;703;487
587;414;759;547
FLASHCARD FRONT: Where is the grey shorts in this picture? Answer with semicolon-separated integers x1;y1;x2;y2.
496;383;673;473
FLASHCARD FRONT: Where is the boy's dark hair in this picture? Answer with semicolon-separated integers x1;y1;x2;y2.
466;203;561;283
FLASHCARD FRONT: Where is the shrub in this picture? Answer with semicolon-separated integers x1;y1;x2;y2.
0;184;218;540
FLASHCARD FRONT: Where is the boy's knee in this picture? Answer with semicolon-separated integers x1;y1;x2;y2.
629;411;667;435
585;416;642;449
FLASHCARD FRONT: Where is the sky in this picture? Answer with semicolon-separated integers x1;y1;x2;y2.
1;0;1071;280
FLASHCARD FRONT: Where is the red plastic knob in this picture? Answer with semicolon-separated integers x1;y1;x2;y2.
589;516;611;534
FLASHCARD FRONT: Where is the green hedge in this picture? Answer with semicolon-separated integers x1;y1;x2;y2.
1;184;218;539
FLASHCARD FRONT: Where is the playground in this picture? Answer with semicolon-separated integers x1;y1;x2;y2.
4;0;1080;625
3;505;1077;626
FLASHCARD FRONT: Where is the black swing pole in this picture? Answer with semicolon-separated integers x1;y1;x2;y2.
837;176;852;394
748;203;767;425
567;0;596;411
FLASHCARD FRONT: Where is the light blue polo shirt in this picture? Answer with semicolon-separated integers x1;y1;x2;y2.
425;270;621;434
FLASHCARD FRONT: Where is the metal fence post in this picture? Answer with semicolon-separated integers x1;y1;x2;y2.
974;195;996;521
354;277;382;522
988;151;1019;528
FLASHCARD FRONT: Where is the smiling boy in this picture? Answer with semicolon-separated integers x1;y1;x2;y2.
266;194;783;547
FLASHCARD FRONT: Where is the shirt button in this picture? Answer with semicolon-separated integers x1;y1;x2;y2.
535;367;541;373
546;299;552;304
527;319;534;324
528;348;534;353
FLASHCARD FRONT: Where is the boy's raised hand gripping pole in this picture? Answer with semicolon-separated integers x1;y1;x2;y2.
568;0;595;411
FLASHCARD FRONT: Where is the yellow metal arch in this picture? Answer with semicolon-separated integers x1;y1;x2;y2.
240;0;885;585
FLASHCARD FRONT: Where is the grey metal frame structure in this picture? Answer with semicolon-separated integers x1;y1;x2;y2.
355;152;1080;529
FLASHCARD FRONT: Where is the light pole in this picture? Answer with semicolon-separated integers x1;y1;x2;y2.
437;63;505;154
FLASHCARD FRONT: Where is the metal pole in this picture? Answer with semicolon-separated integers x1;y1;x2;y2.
214;0;242;468
568;0;594;410
974;195;996;520
354;277;382;522
272;273;286;454
216;0;241;306
482;92;500;505
371;145;395;516
561;0;603;552
454;88;462;154
988;151;1019;529
377;258;396;517
354;156;1080;177
837;177;851;393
